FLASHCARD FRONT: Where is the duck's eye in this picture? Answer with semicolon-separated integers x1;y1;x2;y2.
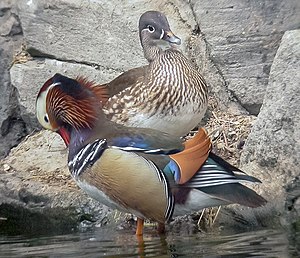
44;115;49;123
147;25;155;33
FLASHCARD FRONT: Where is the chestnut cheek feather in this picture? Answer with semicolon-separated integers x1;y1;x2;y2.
58;127;70;146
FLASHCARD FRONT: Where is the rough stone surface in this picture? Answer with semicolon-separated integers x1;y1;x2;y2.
0;130;112;235
0;0;27;157
240;30;300;211
285;178;300;227
17;0;194;71
190;0;300;114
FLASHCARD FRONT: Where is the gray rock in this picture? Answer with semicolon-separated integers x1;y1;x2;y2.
190;0;300;114
0;0;27;158
284;177;300;226
17;0;194;71
240;30;300;210
0;130;113;235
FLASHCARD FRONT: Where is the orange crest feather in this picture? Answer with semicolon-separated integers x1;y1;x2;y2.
76;76;109;105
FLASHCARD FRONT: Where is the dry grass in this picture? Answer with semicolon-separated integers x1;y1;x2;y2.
10;42;32;67
188;96;256;167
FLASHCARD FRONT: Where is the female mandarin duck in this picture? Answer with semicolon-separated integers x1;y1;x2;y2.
102;11;208;137
36;74;266;235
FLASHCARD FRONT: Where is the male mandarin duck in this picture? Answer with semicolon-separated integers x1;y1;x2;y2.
101;11;208;137
36;73;267;235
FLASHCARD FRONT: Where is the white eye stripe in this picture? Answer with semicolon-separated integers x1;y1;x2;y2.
49;82;61;89
36;81;61;130
160;29;164;39
51;82;61;87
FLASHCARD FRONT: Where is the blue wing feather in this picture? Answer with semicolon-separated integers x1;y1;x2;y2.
111;135;149;149
163;160;181;183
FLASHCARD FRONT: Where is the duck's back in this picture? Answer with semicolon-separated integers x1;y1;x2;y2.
103;50;208;137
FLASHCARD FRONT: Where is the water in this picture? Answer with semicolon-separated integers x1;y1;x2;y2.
0;227;296;257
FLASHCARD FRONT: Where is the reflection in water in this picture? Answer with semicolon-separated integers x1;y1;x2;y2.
0;227;294;257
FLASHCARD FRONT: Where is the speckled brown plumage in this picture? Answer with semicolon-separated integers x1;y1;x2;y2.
101;11;208;137
103;44;207;136
105;51;207;116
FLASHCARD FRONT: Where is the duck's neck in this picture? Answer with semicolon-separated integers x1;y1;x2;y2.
67;117;122;161
142;39;178;62
142;44;161;62
68;127;93;161
146;49;186;89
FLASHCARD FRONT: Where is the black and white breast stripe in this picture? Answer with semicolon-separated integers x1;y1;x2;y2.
144;158;174;221
68;139;107;177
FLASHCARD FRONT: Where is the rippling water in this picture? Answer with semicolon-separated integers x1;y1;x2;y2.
0;227;296;257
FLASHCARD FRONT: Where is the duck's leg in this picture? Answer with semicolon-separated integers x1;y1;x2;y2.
136;233;145;258
157;223;165;234
136;218;144;235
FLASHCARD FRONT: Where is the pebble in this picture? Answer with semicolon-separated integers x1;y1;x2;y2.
3;164;10;171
